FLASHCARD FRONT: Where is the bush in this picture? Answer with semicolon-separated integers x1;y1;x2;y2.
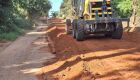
0;16;33;41
13;17;33;29
0;31;23;41
0;0;52;41
112;0;132;18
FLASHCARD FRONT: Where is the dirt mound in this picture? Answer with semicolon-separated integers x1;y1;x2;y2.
48;17;62;23
41;18;140;80
46;26;91;60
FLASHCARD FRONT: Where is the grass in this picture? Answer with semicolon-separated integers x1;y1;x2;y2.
0;14;34;41
0;29;25;41
0;18;33;41
0;32;20;41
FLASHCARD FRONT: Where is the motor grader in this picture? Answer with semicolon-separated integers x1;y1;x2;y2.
65;0;127;41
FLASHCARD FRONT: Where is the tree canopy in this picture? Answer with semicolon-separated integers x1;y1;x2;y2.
59;0;72;19
0;0;52;40
112;0;132;17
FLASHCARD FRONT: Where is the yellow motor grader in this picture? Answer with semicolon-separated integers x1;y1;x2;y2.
65;0;128;41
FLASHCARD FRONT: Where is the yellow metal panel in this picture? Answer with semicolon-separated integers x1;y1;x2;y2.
107;7;112;10
92;8;102;10
85;18;95;20
89;0;111;2
91;12;112;15
83;0;90;15
92;7;112;10
91;18;95;20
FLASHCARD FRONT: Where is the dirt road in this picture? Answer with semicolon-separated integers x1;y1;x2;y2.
41;18;140;80
0;18;139;80
0;27;55;80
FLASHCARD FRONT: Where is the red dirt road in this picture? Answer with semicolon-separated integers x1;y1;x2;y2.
41;18;140;80
0;29;55;80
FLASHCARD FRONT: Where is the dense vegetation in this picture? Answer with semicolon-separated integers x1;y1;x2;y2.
59;0;72;19
60;0;140;26
0;0;51;40
112;0;132;18
51;11;59;17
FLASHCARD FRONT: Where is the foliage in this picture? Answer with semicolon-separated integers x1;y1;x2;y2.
0;0;52;40
132;0;140;15
0;31;24;41
59;0;72;19
51;11;58;17
112;0;132;18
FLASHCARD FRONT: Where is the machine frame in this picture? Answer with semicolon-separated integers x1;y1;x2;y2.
66;0;129;41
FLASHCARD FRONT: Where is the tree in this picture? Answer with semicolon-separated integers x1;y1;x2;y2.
60;0;72;19
112;0;132;18
131;0;140;26
0;0;52;40
51;11;58;17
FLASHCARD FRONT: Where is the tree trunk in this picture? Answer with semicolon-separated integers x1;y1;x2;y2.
131;0;138;26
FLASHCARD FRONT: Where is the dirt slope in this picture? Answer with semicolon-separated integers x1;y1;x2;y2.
41;18;140;80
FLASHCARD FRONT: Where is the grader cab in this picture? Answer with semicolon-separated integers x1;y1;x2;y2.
66;0;124;41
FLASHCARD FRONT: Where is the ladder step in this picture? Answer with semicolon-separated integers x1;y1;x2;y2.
91;0;111;2
92;7;112;10
91;12;112;15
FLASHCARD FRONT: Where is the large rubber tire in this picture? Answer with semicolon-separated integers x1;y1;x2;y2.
112;22;123;39
72;19;78;38
75;20;85;41
65;19;72;34
105;33;112;37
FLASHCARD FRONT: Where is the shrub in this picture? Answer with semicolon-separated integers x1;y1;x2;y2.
13;17;33;29
0;32;22;41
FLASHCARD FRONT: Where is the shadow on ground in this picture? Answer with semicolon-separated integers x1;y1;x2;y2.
20;18;140;80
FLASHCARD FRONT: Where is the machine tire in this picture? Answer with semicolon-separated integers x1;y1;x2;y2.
105;33;112;37
112;22;123;39
75;20;85;41
65;19;72;34
72;19;78;38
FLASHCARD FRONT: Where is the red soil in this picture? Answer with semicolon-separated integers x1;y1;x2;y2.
40;18;140;80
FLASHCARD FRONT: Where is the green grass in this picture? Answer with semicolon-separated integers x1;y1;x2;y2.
0;32;20;41
0;18;33;41
0;29;25;41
